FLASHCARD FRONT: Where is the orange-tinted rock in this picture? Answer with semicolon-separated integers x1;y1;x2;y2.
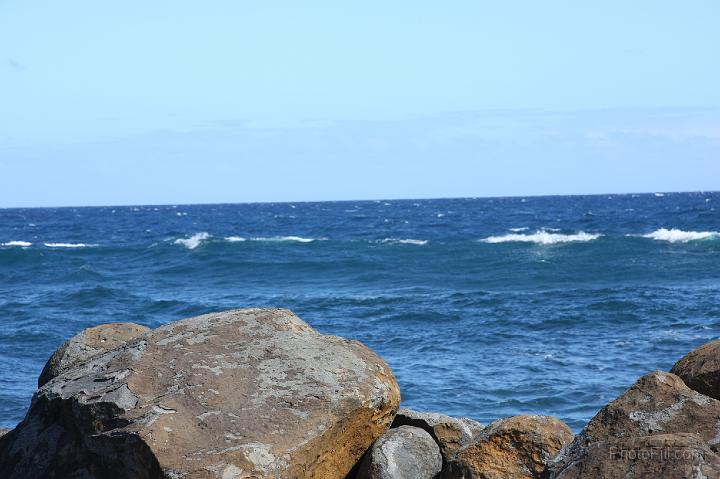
1;308;400;479
671;339;720;400
444;415;573;479
38;322;150;387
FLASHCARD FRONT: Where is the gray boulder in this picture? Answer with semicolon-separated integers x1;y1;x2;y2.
357;425;442;479
0;308;400;479
391;408;484;460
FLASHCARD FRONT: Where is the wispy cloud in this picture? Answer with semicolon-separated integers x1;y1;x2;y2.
7;59;25;71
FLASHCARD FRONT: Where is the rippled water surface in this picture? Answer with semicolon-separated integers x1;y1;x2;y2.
1;192;719;430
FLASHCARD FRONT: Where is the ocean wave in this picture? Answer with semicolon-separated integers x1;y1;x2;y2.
174;232;210;249
380;238;428;245
224;236;247;242
251;236;325;243
642;228;719;243
508;227;529;232
44;242;97;248
1;241;32;247
481;231;601;245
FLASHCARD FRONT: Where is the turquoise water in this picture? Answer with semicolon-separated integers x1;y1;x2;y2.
1;192;719;430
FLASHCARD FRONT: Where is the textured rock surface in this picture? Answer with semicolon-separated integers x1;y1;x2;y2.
0;428;9;437
38;322;150;387
357;425;442;479
549;433;720;479
444;415;573;479
578;371;720;444
546;371;720;478
391;408;484;459
0;308;400;479
671;339;720;401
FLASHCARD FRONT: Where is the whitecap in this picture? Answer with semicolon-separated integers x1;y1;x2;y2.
2;240;32;247
642;228;719;243
436;213;445;218
224;236;247;242
509;227;528;232
481;231;601;245
174;232;210;249
251;236;324;243
654;193;665;197
380;238;428;245
44;242;97;248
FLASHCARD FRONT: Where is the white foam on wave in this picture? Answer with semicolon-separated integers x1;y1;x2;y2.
251;236;324;243
224;236;247;242
380;238;428;245
642;228;719;243
174;232;210;249
2;240;32;247
509;227;529;232
481;231;602;245
44;242;97;248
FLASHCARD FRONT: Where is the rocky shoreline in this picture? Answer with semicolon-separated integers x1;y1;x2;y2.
0;308;718;478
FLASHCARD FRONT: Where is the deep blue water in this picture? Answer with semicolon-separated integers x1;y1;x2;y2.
1;192;719;431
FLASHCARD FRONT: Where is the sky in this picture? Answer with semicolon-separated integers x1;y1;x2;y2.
1;1;718;207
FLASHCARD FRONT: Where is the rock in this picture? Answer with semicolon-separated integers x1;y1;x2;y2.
578;371;720;444
391;408;484;460
0;428;9;437
545;371;720;478
548;433;720;479
443;415;573;479
671;339;720;400
0;308;400;479
357;425;442;479
38;322;151;387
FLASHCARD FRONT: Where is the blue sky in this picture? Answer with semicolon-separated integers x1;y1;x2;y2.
1;1;718;206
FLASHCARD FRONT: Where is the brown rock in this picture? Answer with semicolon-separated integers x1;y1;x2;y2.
38;322;150;387
444;415;573;479
0;308;400;479
581;371;720;444
545;371;720;478
671;339;720;400
550;433;720;479
391;408;484;459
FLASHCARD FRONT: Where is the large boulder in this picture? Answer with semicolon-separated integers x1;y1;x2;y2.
0;308;400;479
576;371;720;444
391;408;484;460
546;371;720;477
443;415;573;479
38;322;150;387
549;433;720;479
357;425;442;479
671;339;720;400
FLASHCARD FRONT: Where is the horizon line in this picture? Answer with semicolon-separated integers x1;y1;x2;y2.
1;189;717;210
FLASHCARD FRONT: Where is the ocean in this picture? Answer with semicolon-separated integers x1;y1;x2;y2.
1;192;719;431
